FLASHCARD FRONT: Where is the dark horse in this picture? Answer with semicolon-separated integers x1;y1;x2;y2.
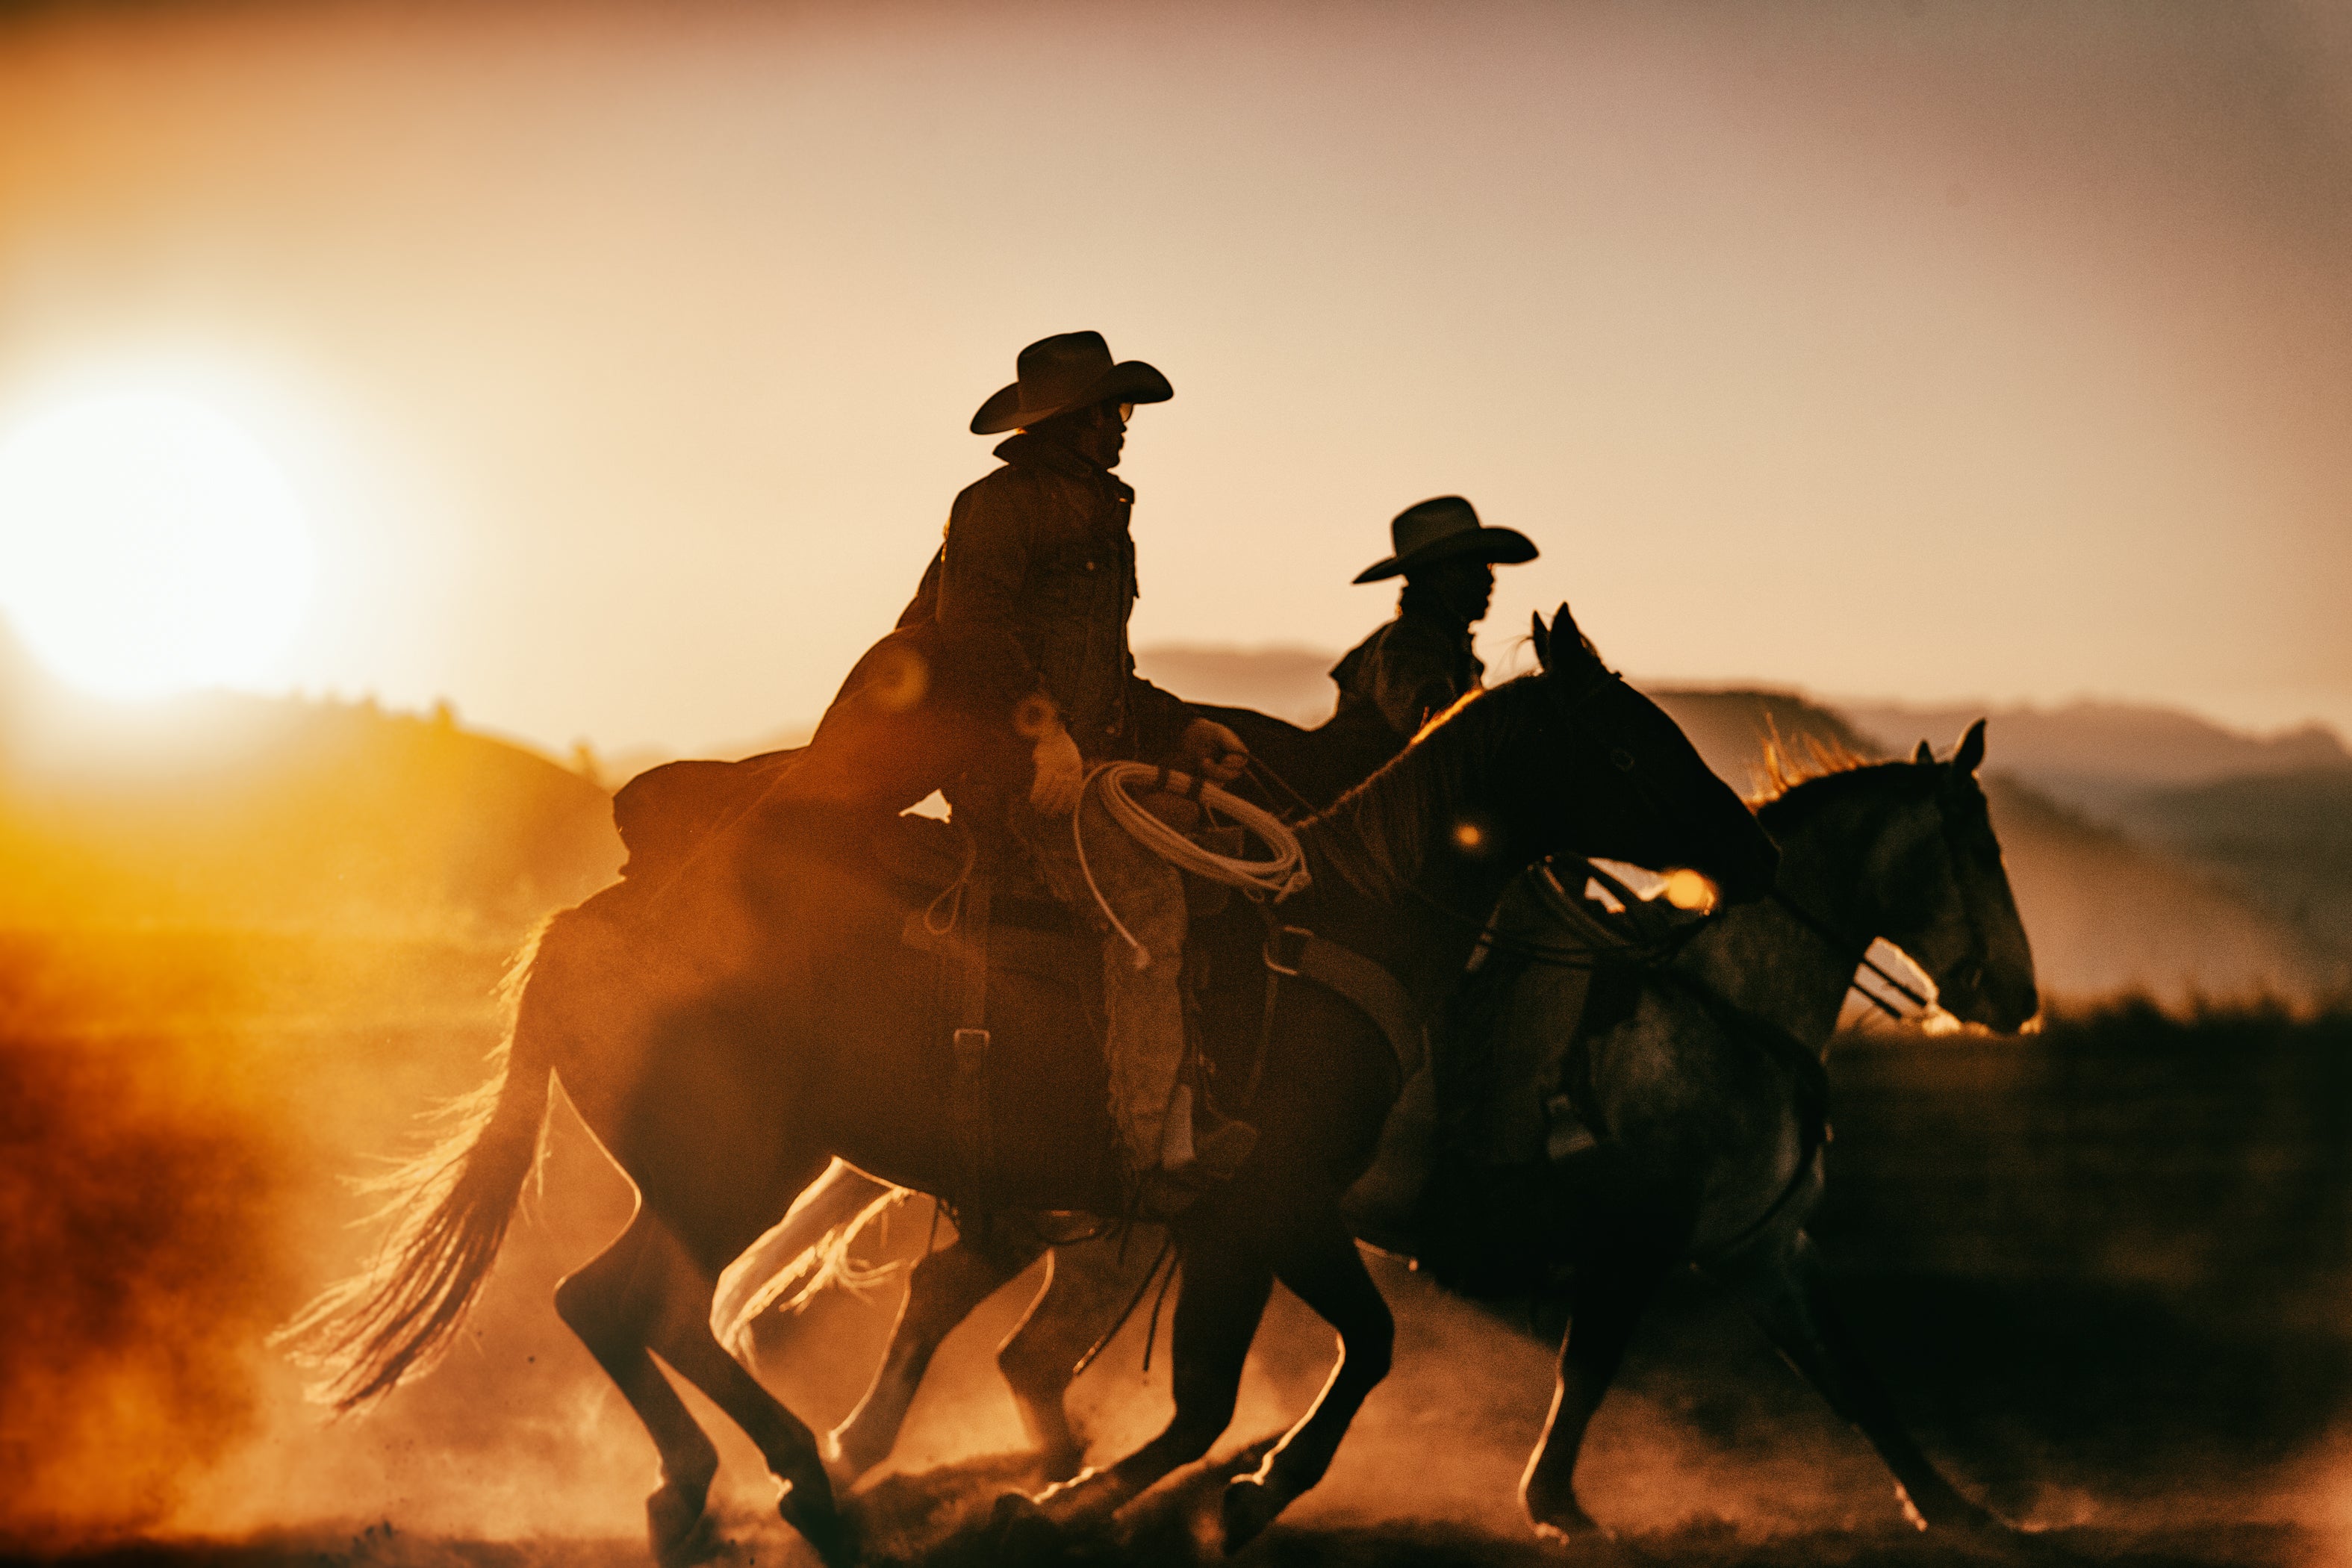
723;723;2040;1543
286;606;1779;1566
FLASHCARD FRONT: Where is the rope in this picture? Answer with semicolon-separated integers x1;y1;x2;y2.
1073;762;1313;968
1068;1235;1175;1380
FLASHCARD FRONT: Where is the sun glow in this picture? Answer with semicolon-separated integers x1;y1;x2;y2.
0;391;317;700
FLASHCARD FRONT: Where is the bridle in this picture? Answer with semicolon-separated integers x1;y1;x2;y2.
1767;886;1932;1021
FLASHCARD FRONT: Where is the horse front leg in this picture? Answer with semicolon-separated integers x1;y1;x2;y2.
1725;1231;2008;1539
827;1211;1043;1481
995;1233;1160;1481
1521;1151;1693;1542
1219;1208;1395;1549
1013;1233;1273;1531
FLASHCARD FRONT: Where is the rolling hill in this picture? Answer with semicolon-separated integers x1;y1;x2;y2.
0;655;620;943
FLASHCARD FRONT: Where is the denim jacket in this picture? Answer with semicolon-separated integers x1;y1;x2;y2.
1328;585;1485;741
895;432;1192;762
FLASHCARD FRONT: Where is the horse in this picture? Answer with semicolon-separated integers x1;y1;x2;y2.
284;604;1780;1567
716;720;2038;1545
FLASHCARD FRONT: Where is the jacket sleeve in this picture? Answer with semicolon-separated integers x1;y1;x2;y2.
1370;620;1470;735
1126;667;1198;763
931;471;1043;714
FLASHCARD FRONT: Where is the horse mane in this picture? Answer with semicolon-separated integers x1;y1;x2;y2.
1748;722;1879;805
1753;751;1933;836
1299;679;1534;899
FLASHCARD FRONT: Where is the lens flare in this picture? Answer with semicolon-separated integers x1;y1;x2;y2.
1662;868;1717;911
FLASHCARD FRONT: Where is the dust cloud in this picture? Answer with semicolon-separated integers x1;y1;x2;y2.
4;691;2351;1567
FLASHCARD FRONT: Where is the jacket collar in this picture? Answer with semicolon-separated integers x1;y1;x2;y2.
995;432;1133;498
1398;582;1474;644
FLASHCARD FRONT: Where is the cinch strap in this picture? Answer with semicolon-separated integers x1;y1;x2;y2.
948;871;995;1204
1265;925;1426;1083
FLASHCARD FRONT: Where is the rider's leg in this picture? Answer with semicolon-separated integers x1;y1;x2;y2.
829;1210;1045;1479
1012;794;1197;1177
1220;1205;1396;1548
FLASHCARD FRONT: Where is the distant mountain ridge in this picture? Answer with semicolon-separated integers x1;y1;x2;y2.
1134;644;2345;1001
1838;698;2352;802
3;623;2336;1000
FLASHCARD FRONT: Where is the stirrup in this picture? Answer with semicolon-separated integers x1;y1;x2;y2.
1169;1115;1258;1183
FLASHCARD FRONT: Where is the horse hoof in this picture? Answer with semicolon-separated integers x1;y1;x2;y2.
1030;1467;1117;1530
646;1484;718;1568
989;1491;1068;1561
1527;1497;1609;1545
1220;1475;1289;1551
778;1476;857;1568
824;1423;889;1484
1036;1440;1087;1486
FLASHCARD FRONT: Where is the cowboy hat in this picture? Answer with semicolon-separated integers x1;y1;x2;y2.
1352;495;1538;583
970;331;1174;435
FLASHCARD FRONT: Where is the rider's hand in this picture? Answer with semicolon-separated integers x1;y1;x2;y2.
1180;718;1250;785
1030;725;1084;816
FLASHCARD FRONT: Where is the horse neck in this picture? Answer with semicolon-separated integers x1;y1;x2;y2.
1689;786;1897;1045
1295;699;1534;1000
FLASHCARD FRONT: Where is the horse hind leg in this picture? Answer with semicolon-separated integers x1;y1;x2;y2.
555;1211;727;1568
1724;1232;2008;1539
995;1233;1159;1481
827;1209;1043;1481
560;1207;855;1568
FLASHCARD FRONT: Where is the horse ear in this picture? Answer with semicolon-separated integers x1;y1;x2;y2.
1912;739;1935;765
1531;611;1552;670
1955;718;1987;774
1550;601;1582;649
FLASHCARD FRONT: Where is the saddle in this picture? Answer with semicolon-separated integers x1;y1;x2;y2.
612;750;1429;1213
1341;861;1708;1251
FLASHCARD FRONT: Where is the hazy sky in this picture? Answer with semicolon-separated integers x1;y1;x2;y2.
3;0;2348;756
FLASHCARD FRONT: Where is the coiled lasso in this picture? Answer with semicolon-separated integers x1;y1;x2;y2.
1074;761;1312;968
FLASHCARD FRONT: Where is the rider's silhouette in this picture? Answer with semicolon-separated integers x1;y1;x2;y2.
786;332;1256;1212
1326;495;1539;755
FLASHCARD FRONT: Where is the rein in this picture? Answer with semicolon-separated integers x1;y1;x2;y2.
1244;754;1323;820
1766;888;1932;1021
1410;865;1705;971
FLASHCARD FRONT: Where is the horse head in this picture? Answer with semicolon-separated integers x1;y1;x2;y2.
1525;603;1779;906
1889;720;2040;1031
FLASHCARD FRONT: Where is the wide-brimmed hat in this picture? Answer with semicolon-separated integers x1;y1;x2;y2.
1353;495;1538;584
970;332;1174;435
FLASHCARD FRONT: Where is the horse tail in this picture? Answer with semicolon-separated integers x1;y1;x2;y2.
279;914;567;1410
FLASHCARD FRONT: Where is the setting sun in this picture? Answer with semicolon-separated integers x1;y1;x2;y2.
0;390;317;700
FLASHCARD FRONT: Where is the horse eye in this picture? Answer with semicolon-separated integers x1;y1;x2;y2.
1609;748;1637;772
